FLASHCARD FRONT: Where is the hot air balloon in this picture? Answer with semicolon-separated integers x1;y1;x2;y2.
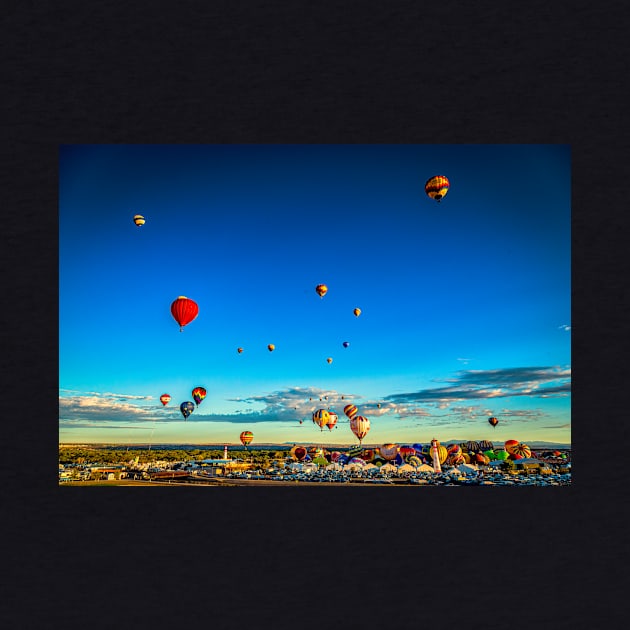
237;347;243;354
171;296;199;332
380;444;399;461
479;440;494;451
192;387;207;407
159;394;171;406
133;214;145;226
290;445;307;461
342;341;350;348
353;308;361;317
488;416;499;428
315;284;328;298
399;446;415;460
312;409;330;431
343;404;358;420
504;440;520;455
180;401;195;421
509;442;531;459
424;175;450;202
240;430;254;447
326;412;338;431
326;357;333;364
267;344;275;352
350;416;370;444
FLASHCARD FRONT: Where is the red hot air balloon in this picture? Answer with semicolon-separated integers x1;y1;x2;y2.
488;416;499;428
326;412;338;431
315;284;328;298
240;431;254;447
192;387;207;407
171;296;199;332
159;394;171;406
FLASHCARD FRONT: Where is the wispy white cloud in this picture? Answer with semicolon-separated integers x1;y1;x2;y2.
558;324;571;331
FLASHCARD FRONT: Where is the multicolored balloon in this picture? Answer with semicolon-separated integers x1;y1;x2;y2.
504;440;520;455
267;344;275;352
159;394;171;406
180;401;195;421
343;404;358;420
424;175;450;202
312;409;330;431
353;308;361;317
350;415;370;443
192;386;207;406
171;296;199;332
488;416;499;428
133;214;145;226
380;444;399;461
237;347;243;354
510;443;532;459
326;357;333;364
240;431;253;447
315;284;328;298
326;412;338;431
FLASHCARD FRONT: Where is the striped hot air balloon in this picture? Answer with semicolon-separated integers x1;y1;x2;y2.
267;344;275;352
424;175;450;202
353;308;361;317
408;455;422;468
344;404;358;420
312;409;330;431
350;416;370;443
133;214;145;226
240;431;253;447
510;443;532;459
504;440;520;455
479;440;494;451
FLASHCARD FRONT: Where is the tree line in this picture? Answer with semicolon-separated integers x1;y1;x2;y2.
59;447;287;466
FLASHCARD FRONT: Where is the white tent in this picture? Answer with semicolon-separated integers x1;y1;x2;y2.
380;463;397;474
363;463;378;470
397;464;415;474
458;463;479;475
326;462;343;471
416;464;435;473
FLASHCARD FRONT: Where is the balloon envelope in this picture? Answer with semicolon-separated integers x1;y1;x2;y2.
312;409;330;430
315;284;328;298
424;175;450;202
353;308;361;317
133;214;145;226
171;296;199;331
159;394;171;406
343;404;358;419
180;401;195;420
240;431;253;446
350;416;370;441
192;386;207;406
267;344;275;352
343;341;350;348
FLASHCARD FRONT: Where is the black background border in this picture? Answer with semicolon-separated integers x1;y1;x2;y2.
3;1;627;627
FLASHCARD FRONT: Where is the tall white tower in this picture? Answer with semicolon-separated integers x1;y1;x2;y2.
224;444;228;460
430;438;442;473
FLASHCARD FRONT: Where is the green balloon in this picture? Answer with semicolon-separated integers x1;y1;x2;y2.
483;449;496;460
495;450;509;461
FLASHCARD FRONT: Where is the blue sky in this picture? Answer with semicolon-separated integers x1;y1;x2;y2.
59;144;571;446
